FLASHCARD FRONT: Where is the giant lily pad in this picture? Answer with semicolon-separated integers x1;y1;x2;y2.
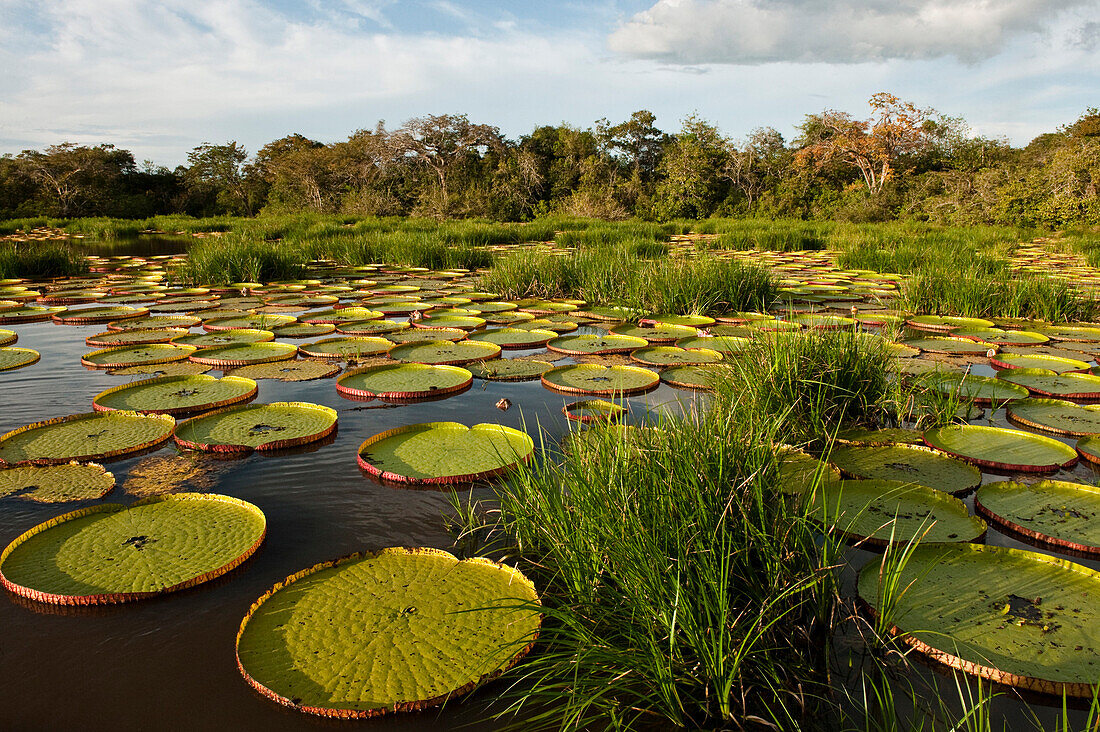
172;329;274;347
203;314;296;331
906;315;995;332
175;402;337;453
468;328;556;349
86;328;190;347
108;362;212;377
812;479;985;546
467;359;554;381
924;425;1078;472
0;328;15;346
229;361;340;382
1007;398;1100;437
274;322;338;338
0;411;175;466
563;399;626;423
388;340;501;366
660;365;726;391
414;315;486;331
0;462;114;503
357;422;533;485
52;305;148;324
82;343;197;369
674;336;751;355
546;333;649;355
954;328;1049;346
108;315;201;331
235;547;540;718
541;364;659;396
0;493;265;605
387;328;468;344
1039;325;1100;343
189;342;298;367
609;323;698;343
976;480;1100;556
301;307;383;324
926;373;1029;404
337;364;471;401
828;443;981;495
777;447;842;495
93;375;258;416
998;368;1100;401
858;542;1100;697
0;347;40;372
991;353;1092;374
629;346;723;366
0;305;66;323
902;337;996;355
298;337;392;359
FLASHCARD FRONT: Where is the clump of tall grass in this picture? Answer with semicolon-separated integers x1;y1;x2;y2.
900;272;1097;322
0;242;87;279
306;231;494;270
180;236;307;284
554;222;670;248
480;248;775;315
462;400;839;729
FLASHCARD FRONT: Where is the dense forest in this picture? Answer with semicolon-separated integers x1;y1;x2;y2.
1;93;1097;227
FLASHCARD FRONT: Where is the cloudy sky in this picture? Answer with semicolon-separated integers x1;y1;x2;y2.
1;0;1097;165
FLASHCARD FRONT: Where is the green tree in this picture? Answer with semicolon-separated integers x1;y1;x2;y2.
184;141;257;216
655;115;730;220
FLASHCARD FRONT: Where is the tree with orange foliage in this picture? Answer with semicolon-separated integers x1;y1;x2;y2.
796;93;931;194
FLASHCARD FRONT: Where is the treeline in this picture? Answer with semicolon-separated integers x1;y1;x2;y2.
2;94;1097;227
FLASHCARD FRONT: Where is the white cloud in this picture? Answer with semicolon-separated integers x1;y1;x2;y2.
608;0;1097;64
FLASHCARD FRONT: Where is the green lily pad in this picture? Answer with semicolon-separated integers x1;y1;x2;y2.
0;411;175;466
563;399;627;423
108;362;212;377
575;305;644;321
812;479;985;546
274;322;338;338
642;313;715;327
546;333;649;355
82;343;197;369
109;315;201;331
998;368;1100;401
86;328;191;347
203;314;297;331
0;462;115;503
992;353;1092;374
189;342;298;366
51;305;149;324
858;542;1100;696
468;328;556;349
302;307;383;324
415;315;486;331
924;425;1078;472
0;305;67;323
953;328;1049;346
907;315;995;332
388;340;501;366
357;422;533;485
926;373;1030;404
298;337;392;359
93;375;258;416
609;323;699;343
467;359;554;381
337;364;472;400
659;365;727;391
834;427;924;446
976;480;1100;555
172;329;274;347
828;443;981;495
387;328;467;344
175;402;337;453
484;311;538;325
1007;398;1100;437
0;347;40;372
777;447;842;495
629;346;723;366
1039;325;1100;343
541;364;659;396
902;337;997;355
228;361;340;382
674;336;752;355
791;314;855;329
0;493;265;604
509;317;575;332
0;328;15;346
235;547;540;718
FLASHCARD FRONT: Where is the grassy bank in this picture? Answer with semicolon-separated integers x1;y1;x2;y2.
0;242;87;279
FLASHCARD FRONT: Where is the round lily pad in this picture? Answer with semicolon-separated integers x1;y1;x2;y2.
991;353;1092;374
546;333;649;356
998;368;1100;401
189;342;298;367
541;364;660;396
172;329;274;347
906;315;995;332
468;328;556;349
466;359;554;381
274;322;337;338
1007;398;1100;437
357;422;534;485
834;427;925;446
0;493;265;605
86;328;191;347
926;373;1029;404
777;447;842;495
572;305;642;322
229;361;340;382
82;343;197;369
609;323;698;343
674;336;751;355
660;365;726;391
924;425;1078;472
93;375;258;416
415;315;486;331
203;314;296;331
108;315;201;331
0;411;175;466
52;305;148;324
0;347;40;372
954;328;1049;346
858;542;1100;697
0;328;15;346
976;480;1100;556
812;479;986;546
337;364;472;401
387;328;468;344
0;305;66;323
108;362;212;377
828;443;982;495
235;547;540;718
902;337;996;355
298;337;392;359
485;311;538;325
1040;325;1100;343
301;307;382;324
629;346;723;366
175;402;337;453
0;462;114;503
509;317;574;332
563;399;626;423
641;313;715;327
388;340;501;366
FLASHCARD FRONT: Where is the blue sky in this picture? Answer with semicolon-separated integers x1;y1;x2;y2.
1;0;1097;166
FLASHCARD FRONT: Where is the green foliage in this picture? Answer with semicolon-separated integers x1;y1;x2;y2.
0;241;87;279
180;235;308;284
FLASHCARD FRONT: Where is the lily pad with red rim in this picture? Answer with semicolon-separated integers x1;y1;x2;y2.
0;462;115;503
997;368;1100;401
171;329;274;347
336;363;472;401
0;347;40;372
546;333;649;356
357;422;533;485
298;337;392;359
629;346;723;366
1006;398;1100;437
468;328;556;349
81;343;197;369
563;399;627;423
923;424;1078;472
86;328;191;347
828;443;982;495
0;411;175;466
466;359;554;381
388;340;501;366
93;375;258;416
541;364;659;396
975;480;1100;556
175;402;337;453
189;342;298;367
991;353;1092;374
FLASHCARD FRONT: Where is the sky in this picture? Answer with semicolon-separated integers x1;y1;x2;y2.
0;0;1097;166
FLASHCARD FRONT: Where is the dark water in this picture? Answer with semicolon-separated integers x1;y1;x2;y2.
0;316;700;731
